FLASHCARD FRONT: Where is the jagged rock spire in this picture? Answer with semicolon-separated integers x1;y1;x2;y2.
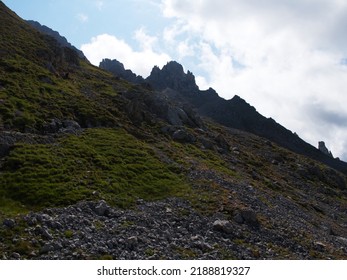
146;61;199;94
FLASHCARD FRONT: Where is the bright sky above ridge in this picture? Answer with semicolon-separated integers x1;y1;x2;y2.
3;0;347;160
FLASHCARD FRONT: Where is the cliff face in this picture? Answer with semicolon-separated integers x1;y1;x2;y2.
1;1;347;260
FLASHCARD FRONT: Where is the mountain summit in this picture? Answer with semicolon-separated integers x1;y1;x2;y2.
1;2;347;260
147;61;199;94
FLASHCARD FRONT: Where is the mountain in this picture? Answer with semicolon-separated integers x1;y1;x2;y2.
101;59;347;174
1;2;347;260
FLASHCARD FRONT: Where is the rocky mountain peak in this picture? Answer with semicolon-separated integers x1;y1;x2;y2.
318;141;334;158
162;60;184;73
99;58;144;84
146;61;199;94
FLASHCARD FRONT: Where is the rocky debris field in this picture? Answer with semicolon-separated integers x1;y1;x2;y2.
1;195;346;260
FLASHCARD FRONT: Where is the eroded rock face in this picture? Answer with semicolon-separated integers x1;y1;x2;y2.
318;141;333;158
124;90;204;128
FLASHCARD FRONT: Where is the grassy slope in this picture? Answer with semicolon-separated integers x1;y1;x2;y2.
0;128;189;210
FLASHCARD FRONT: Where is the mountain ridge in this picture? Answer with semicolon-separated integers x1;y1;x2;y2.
100;59;347;174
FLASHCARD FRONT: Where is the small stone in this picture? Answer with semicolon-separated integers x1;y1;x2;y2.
11;252;21;259
336;237;347;246
128;236;138;244
314;241;327;252
25;216;37;226
240;209;260;228
233;212;244;224
40;244;54;254
34;225;53;240
52;242;63;251
233;209;260;228
3;218;16;228
193;241;213;251
94;200;110;216
212;220;233;234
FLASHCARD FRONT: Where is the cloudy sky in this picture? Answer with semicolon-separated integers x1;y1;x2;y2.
4;0;347;160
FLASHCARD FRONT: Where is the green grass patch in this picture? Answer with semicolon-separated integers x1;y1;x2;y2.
0;128;191;211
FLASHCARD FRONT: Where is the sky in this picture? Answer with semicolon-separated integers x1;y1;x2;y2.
3;0;347;161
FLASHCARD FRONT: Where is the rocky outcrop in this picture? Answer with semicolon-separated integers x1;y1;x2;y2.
99;59;144;84
172;129;196;143
318;141;333;158
123;89;204;128
42;119;81;134
146;61;199;95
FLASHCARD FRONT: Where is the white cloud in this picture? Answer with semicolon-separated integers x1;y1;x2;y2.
160;0;347;160
81;33;171;77
134;27;158;51
77;13;89;23
95;0;104;10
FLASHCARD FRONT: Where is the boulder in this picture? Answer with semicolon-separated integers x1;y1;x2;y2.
212;220;233;234
172;129;196;143
59;120;81;134
3;218;16;228
234;209;260;229
94;200;110;216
